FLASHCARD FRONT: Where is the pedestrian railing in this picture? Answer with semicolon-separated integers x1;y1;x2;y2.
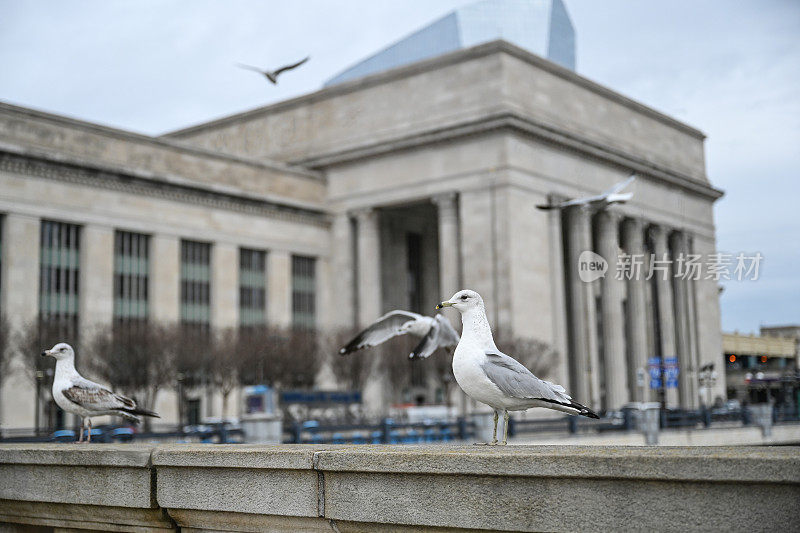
2;404;797;444
283;418;476;444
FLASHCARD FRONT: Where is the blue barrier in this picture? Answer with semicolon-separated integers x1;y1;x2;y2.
284;417;476;444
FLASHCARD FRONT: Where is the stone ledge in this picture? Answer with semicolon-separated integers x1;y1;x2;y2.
1;444;798;532
0;443;154;467
313;444;800;483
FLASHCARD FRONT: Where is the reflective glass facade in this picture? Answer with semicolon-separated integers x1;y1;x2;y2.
325;0;575;86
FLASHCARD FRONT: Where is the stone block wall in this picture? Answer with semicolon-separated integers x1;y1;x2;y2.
0;444;797;532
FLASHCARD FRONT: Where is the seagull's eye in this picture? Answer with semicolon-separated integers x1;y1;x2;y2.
60;348;66;352
461;295;468;300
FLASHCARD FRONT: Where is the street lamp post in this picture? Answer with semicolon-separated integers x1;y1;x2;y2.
699;363;717;427
699;363;718;407
35;370;44;436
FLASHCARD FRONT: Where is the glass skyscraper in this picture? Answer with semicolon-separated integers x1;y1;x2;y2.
324;0;575;87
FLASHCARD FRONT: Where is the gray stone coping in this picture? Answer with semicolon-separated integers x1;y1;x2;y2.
152;443;339;470
312;444;800;483
1;443;798;532
0;443;156;467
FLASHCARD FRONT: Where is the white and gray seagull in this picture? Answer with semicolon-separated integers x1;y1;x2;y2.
42;343;159;443
236;56;310;84
339;310;460;360
437;290;598;445
536;174;636;211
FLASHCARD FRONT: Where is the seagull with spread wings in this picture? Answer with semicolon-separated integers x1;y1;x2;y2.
236;56;310;84
536;174;636;211
339;310;460;360
42;343;159;443
437;290;598;445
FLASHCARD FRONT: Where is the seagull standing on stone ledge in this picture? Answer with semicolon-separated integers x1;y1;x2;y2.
437;290;598;445
42;343;159;443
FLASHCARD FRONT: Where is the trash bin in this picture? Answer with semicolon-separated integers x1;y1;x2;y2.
749;403;773;437
626;402;661;445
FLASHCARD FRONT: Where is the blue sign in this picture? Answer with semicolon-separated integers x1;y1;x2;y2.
663;357;679;389
648;357;680;389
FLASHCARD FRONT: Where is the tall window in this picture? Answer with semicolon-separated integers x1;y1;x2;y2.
39;220;80;337
291;255;316;329
180;240;211;329
239;248;267;327
114;231;149;324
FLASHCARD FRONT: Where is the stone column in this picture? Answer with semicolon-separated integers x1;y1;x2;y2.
670;231;695;409
353;208;388;416
432;193;460;305
564;206;596;406
79;225;114;333
649;225;678;407
596;211;628;410
547;196;570;392
621;218;650;402
685;235;701;408
354;208;381;327
211;242;238;329
150;234;180;323
1;214;40;329
330;213;355;328
267;250;292;329
433;192;467;416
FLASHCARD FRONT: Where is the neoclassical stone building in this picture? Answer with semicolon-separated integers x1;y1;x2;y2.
0;39;724;430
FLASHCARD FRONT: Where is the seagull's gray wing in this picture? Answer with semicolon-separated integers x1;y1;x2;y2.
561;193;603;208
601;174;636;197
271;56;310;77
409;315;459;359
62;379;136;413
481;350;572;404
339;310;422;355
236;63;267;74
435;314;460;347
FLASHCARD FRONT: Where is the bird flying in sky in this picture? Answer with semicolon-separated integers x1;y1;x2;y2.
236;56;310;84
536;174;637;211
340;310;460;360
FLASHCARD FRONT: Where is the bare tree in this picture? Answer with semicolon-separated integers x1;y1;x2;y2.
14;318;75;432
235;326;322;389
327;328;373;391
209;328;241;418
430;348;456;407
272;328;322;389
379;336;423;404
0;315;11;433
85;321;174;430
0;315;11;390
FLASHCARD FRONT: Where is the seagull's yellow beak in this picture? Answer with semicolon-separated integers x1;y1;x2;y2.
436;301;453;309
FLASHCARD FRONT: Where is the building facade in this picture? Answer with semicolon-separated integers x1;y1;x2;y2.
0;39;724;430
722;327;799;408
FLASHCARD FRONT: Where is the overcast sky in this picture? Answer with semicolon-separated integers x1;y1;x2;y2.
1;0;798;333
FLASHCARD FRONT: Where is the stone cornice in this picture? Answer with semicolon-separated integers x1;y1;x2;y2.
0;101;321;181
294;110;724;202
165;40;705;141
0;145;329;227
